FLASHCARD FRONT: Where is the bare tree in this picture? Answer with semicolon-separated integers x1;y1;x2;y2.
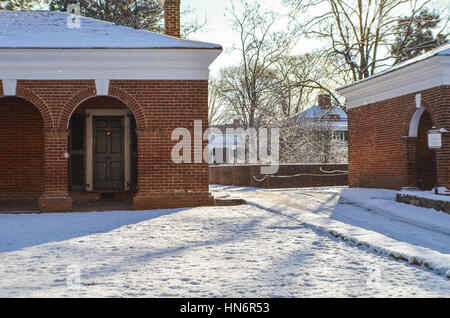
208;79;229;127
279;117;348;163
267;51;348;120
266;54;315;120
284;0;437;81
215;0;292;129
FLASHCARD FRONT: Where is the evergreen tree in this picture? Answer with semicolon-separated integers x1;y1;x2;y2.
391;8;448;64
0;0;48;10
49;0;164;32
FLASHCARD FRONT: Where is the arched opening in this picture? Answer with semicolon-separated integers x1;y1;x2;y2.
0;96;44;210
416;110;436;190
68;96;138;201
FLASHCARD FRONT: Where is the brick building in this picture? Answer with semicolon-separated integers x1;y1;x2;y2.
0;1;222;212
336;44;449;191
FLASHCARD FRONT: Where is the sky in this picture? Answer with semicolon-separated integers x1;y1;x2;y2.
182;0;450;77
181;0;291;75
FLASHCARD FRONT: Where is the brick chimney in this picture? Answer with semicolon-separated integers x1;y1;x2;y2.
318;94;332;110
164;0;181;38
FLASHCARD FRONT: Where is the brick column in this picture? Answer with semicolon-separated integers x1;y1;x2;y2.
133;128;214;210
38;129;72;212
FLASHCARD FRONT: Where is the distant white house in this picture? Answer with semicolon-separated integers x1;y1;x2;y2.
208;131;246;164
298;95;348;141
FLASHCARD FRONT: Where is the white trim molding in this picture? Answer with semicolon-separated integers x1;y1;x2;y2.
408;107;426;138
0;48;221;80
2;79;17;95
337;55;450;110
415;94;421;108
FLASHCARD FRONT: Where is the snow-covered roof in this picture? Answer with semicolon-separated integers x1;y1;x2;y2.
337;43;450;91
299;105;348;120
298;105;348;129
0;10;222;49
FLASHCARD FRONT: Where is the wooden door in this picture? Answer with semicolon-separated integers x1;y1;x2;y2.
93;116;124;191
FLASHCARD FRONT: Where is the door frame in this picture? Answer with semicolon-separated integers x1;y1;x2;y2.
85;109;131;191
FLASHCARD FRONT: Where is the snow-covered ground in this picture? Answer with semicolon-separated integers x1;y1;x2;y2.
0;186;449;297
212;186;450;276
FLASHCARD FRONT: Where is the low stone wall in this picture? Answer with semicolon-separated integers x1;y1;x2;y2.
210;164;348;189
396;193;450;214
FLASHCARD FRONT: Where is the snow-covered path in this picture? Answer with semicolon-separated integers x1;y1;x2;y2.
0;198;449;297
224;187;450;254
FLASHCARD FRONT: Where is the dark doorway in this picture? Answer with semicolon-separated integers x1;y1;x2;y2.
416;110;436;190
68;96;138;194
69;114;86;191
93;116;124;191
130;113;138;193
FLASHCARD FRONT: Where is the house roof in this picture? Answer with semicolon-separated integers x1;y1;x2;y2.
299;105;348;119
0;10;222;49
336;43;450;91
298;105;348;129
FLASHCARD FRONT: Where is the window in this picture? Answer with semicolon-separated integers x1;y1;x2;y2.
333;131;348;141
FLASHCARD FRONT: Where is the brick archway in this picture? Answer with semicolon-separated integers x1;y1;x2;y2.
416;109;436;190
13;86;55;129
405;103;439;190
108;86;147;129
0;96;45;202
408;107;427;138
59;85;147;130
408;104;439;137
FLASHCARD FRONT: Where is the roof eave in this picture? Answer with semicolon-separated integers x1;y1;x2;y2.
0;48;222;81
337;55;449;110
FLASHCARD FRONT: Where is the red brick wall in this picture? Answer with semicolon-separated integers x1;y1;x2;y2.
110;80;210;195
348;85;450;190
73;96;129;114
0;79;212;209
0;97;44;200
210;164;349;188
17;80;94;129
